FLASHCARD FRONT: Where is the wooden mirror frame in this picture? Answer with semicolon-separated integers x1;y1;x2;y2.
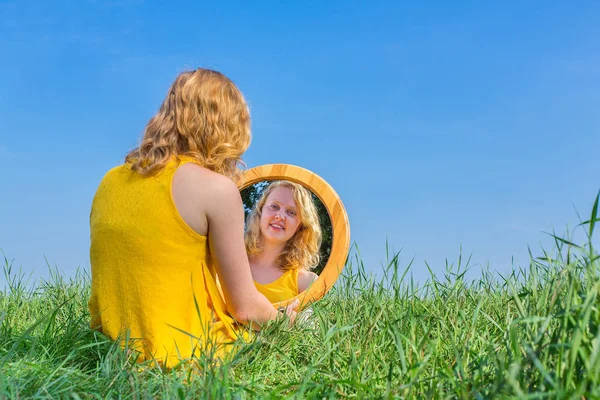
238;164;351;310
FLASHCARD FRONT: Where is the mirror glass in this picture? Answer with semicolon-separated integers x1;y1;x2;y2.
241;181;332;275
240;180;333;303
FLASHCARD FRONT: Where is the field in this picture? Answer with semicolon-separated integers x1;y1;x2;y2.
1;194;599;398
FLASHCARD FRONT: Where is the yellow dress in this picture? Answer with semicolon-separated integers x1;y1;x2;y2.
88;156;248;368
254;269;299;303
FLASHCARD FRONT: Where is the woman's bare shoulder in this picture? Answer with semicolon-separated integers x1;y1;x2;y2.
174;163;239;202
172;163;241;236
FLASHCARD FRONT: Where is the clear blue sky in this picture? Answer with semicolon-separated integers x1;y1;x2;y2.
1;1;599;287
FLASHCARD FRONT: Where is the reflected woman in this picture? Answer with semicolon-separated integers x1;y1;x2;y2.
244;181;322;303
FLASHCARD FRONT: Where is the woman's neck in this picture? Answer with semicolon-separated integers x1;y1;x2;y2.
251;240;286;270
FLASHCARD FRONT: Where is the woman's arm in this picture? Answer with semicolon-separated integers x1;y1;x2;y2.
173;164;296;329
172;163;297;329
204;175;283;329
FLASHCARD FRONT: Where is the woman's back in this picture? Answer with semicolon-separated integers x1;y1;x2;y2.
89;157;242;367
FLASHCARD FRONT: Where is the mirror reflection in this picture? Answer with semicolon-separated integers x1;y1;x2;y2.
241;180;333;303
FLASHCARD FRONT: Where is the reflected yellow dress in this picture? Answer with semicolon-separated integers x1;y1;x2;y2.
88;157;248;368
254;269;299;303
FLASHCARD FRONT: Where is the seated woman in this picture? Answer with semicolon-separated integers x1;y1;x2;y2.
88;69;298;369
244;181;322;303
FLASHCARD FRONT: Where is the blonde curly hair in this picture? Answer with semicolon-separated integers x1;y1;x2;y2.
126;68;251;178
245;181;322;272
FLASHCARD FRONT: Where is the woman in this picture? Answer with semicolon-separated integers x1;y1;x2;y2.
244;181;322;303
88;68;298;368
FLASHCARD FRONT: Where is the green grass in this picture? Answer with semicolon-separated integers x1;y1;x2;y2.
1;192;599;399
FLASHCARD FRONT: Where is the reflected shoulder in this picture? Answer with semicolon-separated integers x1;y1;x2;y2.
297;270;318;292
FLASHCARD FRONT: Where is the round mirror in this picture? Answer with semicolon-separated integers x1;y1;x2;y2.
237;164;350;310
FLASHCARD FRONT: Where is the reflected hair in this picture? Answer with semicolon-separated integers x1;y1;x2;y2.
125;68;251;178
245;181;322;272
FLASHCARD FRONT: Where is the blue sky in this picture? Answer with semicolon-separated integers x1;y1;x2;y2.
1;1;599;287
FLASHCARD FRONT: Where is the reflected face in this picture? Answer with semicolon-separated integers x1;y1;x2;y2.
259;186;302;245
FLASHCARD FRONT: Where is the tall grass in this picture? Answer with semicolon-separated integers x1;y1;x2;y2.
1;192;599;398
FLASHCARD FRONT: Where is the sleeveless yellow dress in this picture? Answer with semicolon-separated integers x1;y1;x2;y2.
88;156;248;368
254;269;299;303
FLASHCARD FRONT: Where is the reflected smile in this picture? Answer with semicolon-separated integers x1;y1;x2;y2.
270;223;284;231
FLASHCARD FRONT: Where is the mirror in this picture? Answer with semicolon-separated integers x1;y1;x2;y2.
237;164;350;310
